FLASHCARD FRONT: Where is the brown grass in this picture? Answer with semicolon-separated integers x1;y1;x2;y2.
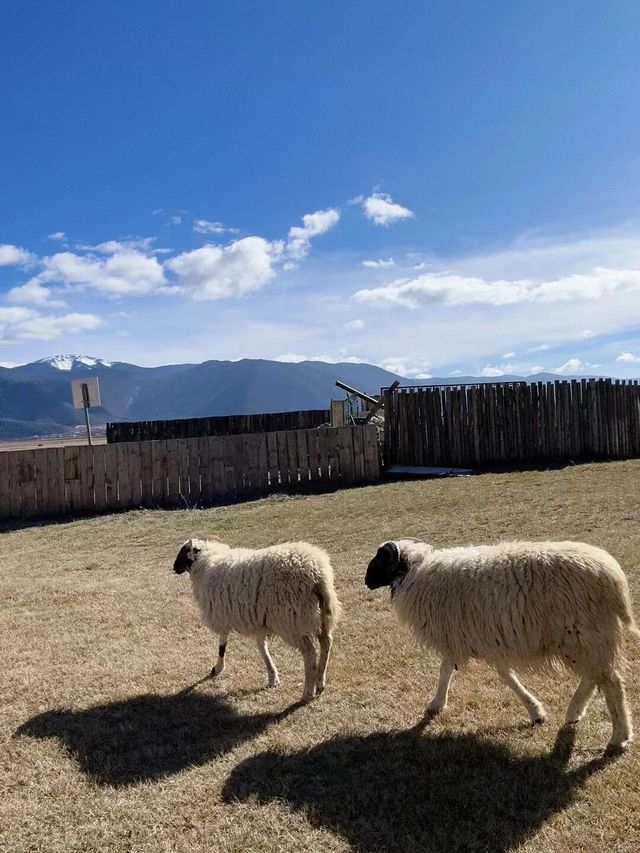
2;460;640;852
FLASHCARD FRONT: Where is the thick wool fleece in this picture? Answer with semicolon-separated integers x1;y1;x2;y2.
188;540;340;646
393;539;637;677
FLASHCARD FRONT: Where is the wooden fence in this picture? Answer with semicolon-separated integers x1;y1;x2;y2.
383;378;640;468
106;409;331;443
0;425;380;521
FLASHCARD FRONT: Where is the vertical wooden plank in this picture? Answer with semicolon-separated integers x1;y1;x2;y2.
208;436;225;499
275;431;290;486
326;427;339;481
6;452;21;518
18;450;37;518
163;439;179;505
77;445;95;514
32;448;48;518
138;441;154;506
352;425;366;482
222;435;239;497
296;429;309;486
336;426;355;483
266;431;280;488
0;451;10;519
115;443;130;508
286;430;299;488
151;440;167;505
362;424;381;481
92;444;107;512
175;439;190;505
64;446;82;514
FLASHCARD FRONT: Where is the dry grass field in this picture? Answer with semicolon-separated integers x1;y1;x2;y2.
2;461;640;852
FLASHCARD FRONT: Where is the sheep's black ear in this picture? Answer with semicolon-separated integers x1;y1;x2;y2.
365;541;400;589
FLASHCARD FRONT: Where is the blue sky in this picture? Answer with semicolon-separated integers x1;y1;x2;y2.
2;1;640;377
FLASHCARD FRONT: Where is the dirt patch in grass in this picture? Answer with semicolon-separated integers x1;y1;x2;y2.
2;460;640;851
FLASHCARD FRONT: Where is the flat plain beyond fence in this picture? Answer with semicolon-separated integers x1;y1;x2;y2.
384;378;640;468
0;425;380;520
106;409;331;443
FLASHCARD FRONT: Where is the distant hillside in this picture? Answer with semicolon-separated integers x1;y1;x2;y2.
0;355;406;438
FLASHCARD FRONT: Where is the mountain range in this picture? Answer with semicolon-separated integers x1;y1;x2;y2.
0;355;610;439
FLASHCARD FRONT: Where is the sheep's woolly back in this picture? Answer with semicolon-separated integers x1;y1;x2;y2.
393;540;637;676
189;540;340;645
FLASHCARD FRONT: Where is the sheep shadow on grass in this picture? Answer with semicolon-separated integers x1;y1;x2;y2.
16;684;301;787
222;727;619;853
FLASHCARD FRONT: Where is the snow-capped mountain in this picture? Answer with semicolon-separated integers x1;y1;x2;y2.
35;355;114;371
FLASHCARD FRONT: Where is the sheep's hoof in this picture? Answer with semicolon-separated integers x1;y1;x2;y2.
315;682;326;695
531;715;546;726
606;736;633;754
301;690;316;703
268;675;280;688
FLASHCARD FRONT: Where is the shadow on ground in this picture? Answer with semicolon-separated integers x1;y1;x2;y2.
222;727;618;853
16;682;300;787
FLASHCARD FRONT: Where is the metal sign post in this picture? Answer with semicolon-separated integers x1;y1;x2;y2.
71;377;101;446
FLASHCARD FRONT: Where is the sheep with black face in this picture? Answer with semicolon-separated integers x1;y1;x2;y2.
174;536;341;702
366;538;638;751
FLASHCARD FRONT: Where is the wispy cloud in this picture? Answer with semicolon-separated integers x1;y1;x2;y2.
617;352;640;363
193;219;238;235
362;258;395;269
285;208;340;262
47;232;66;241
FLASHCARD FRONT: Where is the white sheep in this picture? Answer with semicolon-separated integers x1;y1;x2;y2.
365;539;638;750
174;536;341;701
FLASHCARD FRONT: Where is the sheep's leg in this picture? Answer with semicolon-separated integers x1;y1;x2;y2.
298;636;318;702
257;637;280;688
497;667;546;724
598;670;633;750
425;657;456;716
315;630;333;694
564;676;597;725
211;632;228;677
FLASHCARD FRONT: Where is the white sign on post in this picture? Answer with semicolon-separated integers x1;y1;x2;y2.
71;377;101;446
71;376;101;409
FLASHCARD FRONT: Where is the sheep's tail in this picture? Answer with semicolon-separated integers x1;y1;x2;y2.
315;573;342;634
614;573;640;641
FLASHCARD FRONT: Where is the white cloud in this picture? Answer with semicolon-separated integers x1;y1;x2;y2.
354;267;640;309
82;238;156;254
42;250;166;295
0;307;102;342
450;370;463;376
275;352;364;364
0;244;34;267
47;232;67;241
170;215;182;226
554;357;584;374
529;343;550;352
0;361;17;368
166;236;277;301
344;318;365;330
193;219;231;235
480;366;505;377
502;351;516;358
581;329;594;339
7;277;66;307
378;357;431;378
362;258;395;269
362;192;414;227
285;208;340;262
616;352;640;364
